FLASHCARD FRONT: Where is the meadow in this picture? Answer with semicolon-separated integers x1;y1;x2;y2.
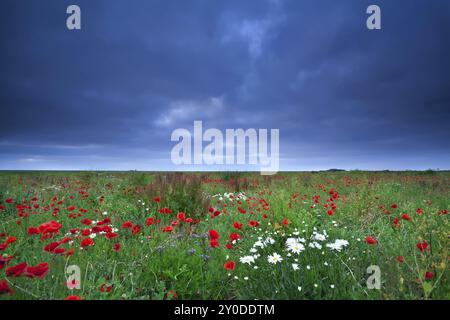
0;171;448;300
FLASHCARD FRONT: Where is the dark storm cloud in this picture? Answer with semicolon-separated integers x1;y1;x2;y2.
1;0;449;170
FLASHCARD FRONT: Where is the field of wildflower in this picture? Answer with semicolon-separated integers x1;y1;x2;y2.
0;171;448;300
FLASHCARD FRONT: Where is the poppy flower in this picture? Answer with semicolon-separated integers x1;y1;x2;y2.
67;205;76;212
424;271;433;280
230;232;240;242
0;279;13;295
153;196;161;203
122;221;133;229
0;236;16;251
396;256;404;263
38;220;62;238
105;232;118;239
80;238;94;248
146;217;154;226
0;255;13;270
393;217;400;227
81;218;92;226
233;222;243;230
210;240;219;248
365;236;377;245
27;226;40;236
132;224;141;235
224;261;236;271
282;218;289;225
326;210;334;216
401;214;411;221
162;226;173;233
25;262;49;279
6;262;27;277
416;208;423;215
66;248;75;257
248;220;259;228
391;204;398;209
209;229;219;241
177;212;186;221
5;198;14;204
159;207;173;214
65;295;82;300
416;241;429;253
238;207;246;214
44;241;61;253
113;243;121;252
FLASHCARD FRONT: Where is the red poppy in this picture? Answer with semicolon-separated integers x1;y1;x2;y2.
25;262;49;279
113;243;121;252
282;218;289;225
233;222;243;230
393;217;400;227
122;221;133;229
153;196;161;203
224;261;236;271
396;256;404;263
416;241;429;253
146;217;154;226
209;229;219;241
38;220;62;238
0;255;13;270
81;218;92;226
326;210;334;216
416;208;423;215
159;207;173;214
5;198;14;204
365;236;377;245
80;237;94;248
401;213;411;221
66;248;75;257
209;239;219;248
0;279;13;295
424;271;433;280
248;220;259;227
229;232;240;242
67;205;76;211
391;204;398;209
44;241;61;253
177;212;186;221
65;295;82;300
6;262;28;277
27;226;40;235
132;224;141;235
105;232;118;239
0;236;16;251
162;226;173;233
238;207;246;214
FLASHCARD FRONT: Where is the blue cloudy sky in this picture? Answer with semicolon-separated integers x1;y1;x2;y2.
1;0;449;171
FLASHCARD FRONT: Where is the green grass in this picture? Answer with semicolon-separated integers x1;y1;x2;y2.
0;171;448;300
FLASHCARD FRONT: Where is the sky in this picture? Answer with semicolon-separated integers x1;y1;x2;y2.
1;0;449;171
